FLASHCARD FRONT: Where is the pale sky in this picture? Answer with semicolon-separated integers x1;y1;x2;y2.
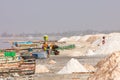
0;0;120;34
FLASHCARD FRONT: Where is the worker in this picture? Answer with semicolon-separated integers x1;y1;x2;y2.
102;36;106;45
49;42;55;55
42;35;49;58
43;35;48;42
42;42;50;58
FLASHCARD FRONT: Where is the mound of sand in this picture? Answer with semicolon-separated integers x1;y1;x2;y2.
88;51;120;80
35;64;49;73
86;36;99;44
57;58;88;74
83;64;96;72
48;59;56;64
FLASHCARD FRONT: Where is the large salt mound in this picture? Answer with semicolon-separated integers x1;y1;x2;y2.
91;34;107;46
87;36;120;56
88;51;120;80
78;35;92;42
92;38;102;46
68;51;82;57
86;49;96;56
86;35;99;43
67;36;81;42
58;37;68;42
57;58;88;74
95;36;120;55
108;32;120;37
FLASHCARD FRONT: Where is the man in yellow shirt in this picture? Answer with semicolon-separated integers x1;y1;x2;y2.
42;42;50;58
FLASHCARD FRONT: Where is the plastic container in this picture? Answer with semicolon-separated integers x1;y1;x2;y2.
4;51;16;57
32;51;47;59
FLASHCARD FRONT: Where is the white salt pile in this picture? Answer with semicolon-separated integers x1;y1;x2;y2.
58;36;81;42
86;49;95;56
88;51;120;80
91;38;102;46
57;58;88;74
87;36;120;56
67;36;81;42
58;37;68;42
35;64;49;73
78;35;92;42
95;36;120;55
58;33;120;57
108;32;120;37
86;35;100;43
